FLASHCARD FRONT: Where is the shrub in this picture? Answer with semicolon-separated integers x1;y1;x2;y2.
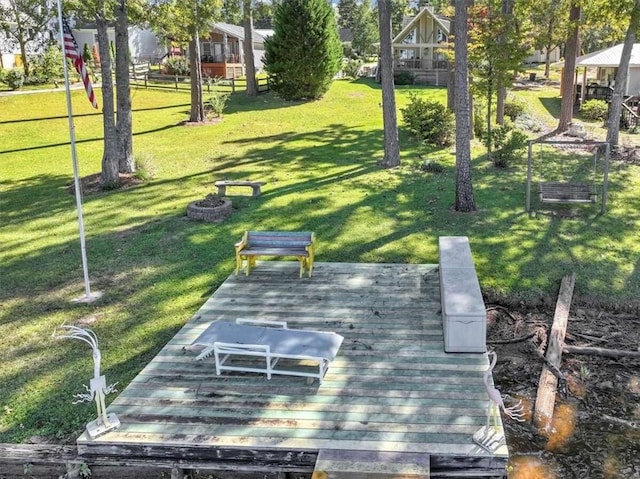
264;0;342;101
165;56;190;76
581;99;609;121
4;69;24;90
486;125;528;168
91;44;100;65
504;99;525;121
82;43;92;62
29;45;63;85
342;59;362;80
401;93;455;147
420;159;444;173
394;70;414;85
133;153;156;182
206;92;230;118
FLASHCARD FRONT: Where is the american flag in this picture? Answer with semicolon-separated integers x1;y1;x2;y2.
62;16;98;109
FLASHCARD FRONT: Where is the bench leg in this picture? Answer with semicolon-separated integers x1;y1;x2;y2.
235;254;243;276
251;186;261;197
217;186;226;196
308;258;314;278
246;256;257;275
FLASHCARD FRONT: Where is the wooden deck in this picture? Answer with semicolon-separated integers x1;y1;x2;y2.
77;262;508;477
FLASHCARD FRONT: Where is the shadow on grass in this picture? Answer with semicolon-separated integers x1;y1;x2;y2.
0;122;181;155
539;96;562;120
0;103;191;126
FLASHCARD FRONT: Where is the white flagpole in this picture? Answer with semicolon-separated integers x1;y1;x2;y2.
56;0;102;303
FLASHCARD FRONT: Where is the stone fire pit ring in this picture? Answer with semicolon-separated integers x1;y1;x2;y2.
186;196;233;222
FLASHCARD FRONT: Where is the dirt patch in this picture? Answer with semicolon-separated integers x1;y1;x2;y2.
487;302;640;479
66;172;143;196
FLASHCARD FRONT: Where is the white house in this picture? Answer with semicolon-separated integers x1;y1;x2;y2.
72;22;165;64
575;43;640;96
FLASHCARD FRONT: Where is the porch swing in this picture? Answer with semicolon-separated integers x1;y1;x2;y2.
525;139;610;214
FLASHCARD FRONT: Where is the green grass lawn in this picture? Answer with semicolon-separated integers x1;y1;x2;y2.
1;79;639;443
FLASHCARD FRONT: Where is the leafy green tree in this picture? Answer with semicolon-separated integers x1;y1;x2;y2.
149;0;222;122
221;0;242;24
518;0;569;79
468;1;528;155
391;0;412;37
264;0;342;101
351;1;378;57
338;0;359;30
0;0;56;76
253;1;273;28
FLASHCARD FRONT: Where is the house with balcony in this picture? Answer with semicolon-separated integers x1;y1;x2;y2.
200;22;266;79
392;6;450;86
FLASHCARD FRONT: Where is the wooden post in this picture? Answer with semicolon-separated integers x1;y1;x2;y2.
533;273;575;430
526;141;533;212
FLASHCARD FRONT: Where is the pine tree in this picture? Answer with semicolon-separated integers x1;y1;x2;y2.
264;0;342;101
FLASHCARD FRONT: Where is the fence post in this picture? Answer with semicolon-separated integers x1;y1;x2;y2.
232;78;236;93
175;75;178;90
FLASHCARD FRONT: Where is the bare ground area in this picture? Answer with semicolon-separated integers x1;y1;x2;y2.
487;300;640;479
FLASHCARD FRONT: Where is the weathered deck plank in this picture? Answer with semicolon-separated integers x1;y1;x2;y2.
78;262;507;477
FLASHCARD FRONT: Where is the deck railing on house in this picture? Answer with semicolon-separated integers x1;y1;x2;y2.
395;59;447;70
620;96;640;129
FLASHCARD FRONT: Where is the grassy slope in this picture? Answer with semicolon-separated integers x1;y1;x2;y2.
1;80;639;442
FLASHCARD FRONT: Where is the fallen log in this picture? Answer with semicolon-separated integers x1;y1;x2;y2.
602;414;640;430
563;344;640;359
533;273;575;431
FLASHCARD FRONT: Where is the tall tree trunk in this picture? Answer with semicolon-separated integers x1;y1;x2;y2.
496;0;512;125
189;35;204;122
447;30;455;112
243;0;258;97
115;0;134;173
377;0;400;168
96;15;120;188
606;0;640;149
557;2;580;133
11;5;30;76
486;80;493;156
454;0;476;212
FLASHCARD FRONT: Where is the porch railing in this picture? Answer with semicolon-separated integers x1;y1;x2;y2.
395;59;447;70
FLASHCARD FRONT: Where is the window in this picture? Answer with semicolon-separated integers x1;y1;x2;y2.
402;28;417;44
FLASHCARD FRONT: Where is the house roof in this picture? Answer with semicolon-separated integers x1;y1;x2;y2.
392;6;450;44
576;43;640;68
213;22;266;43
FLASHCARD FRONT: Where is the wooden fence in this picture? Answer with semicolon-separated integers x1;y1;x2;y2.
129;63;270;94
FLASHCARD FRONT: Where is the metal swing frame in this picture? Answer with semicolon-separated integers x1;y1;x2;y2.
525;139;610;214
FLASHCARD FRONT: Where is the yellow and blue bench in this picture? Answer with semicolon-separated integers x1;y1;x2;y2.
234;231;315;277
